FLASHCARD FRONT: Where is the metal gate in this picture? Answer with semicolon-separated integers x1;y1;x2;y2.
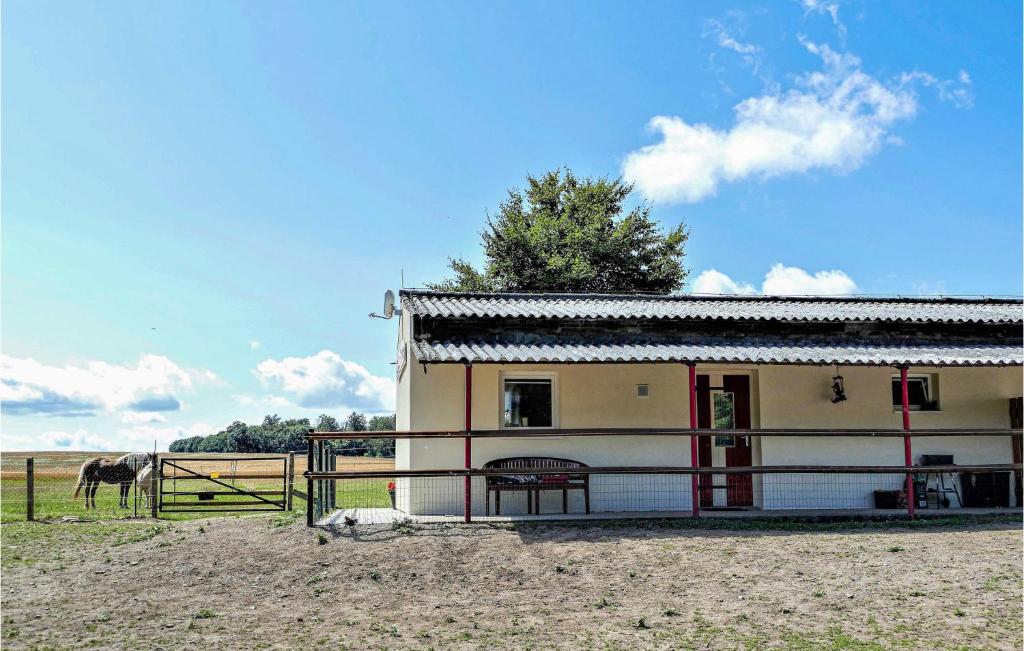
159;455;292;513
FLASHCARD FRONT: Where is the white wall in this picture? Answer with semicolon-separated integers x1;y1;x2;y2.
396;362;1020;514
398;362;698;514
758;365;1019;509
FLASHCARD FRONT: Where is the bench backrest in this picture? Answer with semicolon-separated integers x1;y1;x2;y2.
483;457;588;470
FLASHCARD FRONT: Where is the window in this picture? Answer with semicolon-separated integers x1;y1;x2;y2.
636;384;650;398
712;391;736;447
503;378;553;428
891;374;940;411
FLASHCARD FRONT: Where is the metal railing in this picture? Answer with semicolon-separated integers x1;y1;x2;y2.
304;428;1023;525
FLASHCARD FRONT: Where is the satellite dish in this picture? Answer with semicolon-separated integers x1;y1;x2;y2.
370;290;400;319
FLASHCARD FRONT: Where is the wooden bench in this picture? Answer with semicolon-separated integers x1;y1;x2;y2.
483;457;590;516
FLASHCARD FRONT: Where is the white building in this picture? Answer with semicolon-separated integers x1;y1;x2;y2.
392;290;1022;517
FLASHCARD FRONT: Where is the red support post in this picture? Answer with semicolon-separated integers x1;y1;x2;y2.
900;367;915;518
464;362;473;523
688;363;699;518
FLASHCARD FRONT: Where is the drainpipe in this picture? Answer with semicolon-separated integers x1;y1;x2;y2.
900;367;915;518
688;363;699;517
464;362;473;523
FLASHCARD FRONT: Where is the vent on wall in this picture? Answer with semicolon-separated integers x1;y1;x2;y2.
636;384;649;398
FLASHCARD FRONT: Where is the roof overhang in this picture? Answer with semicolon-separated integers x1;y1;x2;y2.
401;289;1024;324
411;340;1023;367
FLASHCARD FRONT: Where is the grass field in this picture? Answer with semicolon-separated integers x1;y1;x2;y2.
0;451;394;522
1;515;1020;649
0;450;394;476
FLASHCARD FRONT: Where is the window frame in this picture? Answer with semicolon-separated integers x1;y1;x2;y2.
891;373;940;412
499;371;559;430
711;389;737;447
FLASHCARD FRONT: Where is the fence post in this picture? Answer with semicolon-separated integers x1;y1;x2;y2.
328;449;336;511
688;363;699;518
306;433;315;527
317;442;325;515
287;451;295;511
150;454;160;519
900;367;915;518
464;362;473;523
26;457;34;521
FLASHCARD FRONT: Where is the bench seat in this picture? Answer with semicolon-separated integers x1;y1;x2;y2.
483;457;590;515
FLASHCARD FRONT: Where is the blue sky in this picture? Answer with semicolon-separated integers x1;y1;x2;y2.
2;1;1021;450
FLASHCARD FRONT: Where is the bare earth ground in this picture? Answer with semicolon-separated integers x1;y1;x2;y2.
2;516;1021;649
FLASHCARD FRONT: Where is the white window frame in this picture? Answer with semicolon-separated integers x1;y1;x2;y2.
499;371;559;430
711;389;736;447
891;373;940;412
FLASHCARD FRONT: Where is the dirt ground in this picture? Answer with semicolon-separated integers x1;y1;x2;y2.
1;515;1021;649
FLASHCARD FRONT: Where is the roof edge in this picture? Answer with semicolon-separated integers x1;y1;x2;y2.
399;288;1024;305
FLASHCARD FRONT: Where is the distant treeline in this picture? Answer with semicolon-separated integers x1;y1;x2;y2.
168;413;397;456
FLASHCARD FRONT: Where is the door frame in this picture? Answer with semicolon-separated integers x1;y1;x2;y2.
695;369;760;509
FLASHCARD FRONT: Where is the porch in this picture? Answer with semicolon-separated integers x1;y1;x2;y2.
318;505;1021;527
303;426;1024;525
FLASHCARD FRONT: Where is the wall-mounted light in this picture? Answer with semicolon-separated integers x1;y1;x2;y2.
831;366;847;404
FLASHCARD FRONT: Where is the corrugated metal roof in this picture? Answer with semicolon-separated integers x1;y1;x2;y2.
401;290;1023;324
411;340;1022;367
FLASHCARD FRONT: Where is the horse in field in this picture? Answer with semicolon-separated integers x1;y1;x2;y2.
137;462;154;509
73;453;154;509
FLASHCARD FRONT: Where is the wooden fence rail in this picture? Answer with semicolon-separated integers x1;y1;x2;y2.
305;427;1023;525
306;428;1023;440
304;463;1022;480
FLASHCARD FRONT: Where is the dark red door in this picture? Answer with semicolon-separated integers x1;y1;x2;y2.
696;374;753;508
723;375;753;507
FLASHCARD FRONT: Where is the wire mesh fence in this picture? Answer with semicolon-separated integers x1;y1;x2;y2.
1;450;395;522
305;430;1022;525
1;453;151;521
311;468;1018;525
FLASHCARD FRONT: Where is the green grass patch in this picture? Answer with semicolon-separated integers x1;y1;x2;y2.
2;474;389;523
0;521;169;567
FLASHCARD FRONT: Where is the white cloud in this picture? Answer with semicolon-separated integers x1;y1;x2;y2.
800;0;845;38
899;69;973;108
911;280;949;296
235;394;258;407
116;422;217;452
692;263;858;296
254;350;395;413
692;269;758;295
249;340;261;350
623;38;951;204
703;18;763;79
0;422;218;452
120;412;167;425
1;354;217;418
762;263;858;295
704;19;759;55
